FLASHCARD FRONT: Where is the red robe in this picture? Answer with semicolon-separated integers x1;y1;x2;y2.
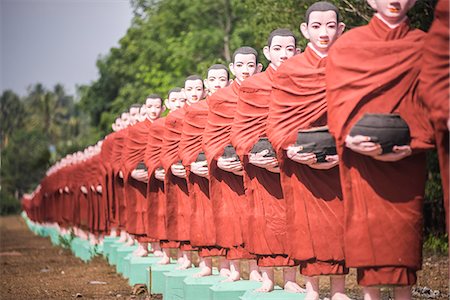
145;117;167;243
121;120;152;238
420;0;449;231
230;66;293;267
110;128;129;230
179;101;225;256
100;132;116;231
326;16;435;286
161;108;192;249
268;46;347;276
203;81;254;260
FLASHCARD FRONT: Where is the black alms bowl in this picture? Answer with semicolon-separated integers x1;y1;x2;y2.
349;113;411;154
250;137;277;158
295;126;337;163
135;161;148;171
222;144;238;159
195;151;207;162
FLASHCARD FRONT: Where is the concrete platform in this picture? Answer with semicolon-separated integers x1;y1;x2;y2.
240;286;306;300
209;280;262;300
164;267;200;300
108;241;124;265
116;244;138;274
102;236;119;258
127;255;161;286
183;271;225;300
148;263;177;295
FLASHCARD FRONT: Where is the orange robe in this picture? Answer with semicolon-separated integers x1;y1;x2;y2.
326;16;435;286
268;46;347;276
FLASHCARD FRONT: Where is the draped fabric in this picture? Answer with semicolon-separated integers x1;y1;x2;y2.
419;0;449;230
145;117;167;241
326;16;435;285
268;46;347;275
110;128;128;229
100;132;117;229
203;82;254;259
230;67;293;266
178;101;223;255
161;108;191;243
121;120;152;236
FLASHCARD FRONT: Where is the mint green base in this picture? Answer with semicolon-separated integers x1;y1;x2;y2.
183;272;225;300
102;237;119;258
128;255;160;286
122;254;133;278
148;263;177;295
108;241;124;265
164;267;200;300
49;228;61;246
116;245;138;274
240;286;306;300
71;237;94;262
209;280;262;300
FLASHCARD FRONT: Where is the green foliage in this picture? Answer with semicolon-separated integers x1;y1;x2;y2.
0;190;22;215
423;234;449;255
1;90;25;147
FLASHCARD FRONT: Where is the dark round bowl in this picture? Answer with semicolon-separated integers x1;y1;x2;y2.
250;137;276;158
295;126;337;163
349;113;411;154
135;161;148;171
222;144;239;159
195;151;207;162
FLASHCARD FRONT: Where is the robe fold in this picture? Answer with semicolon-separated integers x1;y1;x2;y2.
230;66;293;267
203;81;254;259
268;46;347;276
111;129;128;229
161;108;192;247
179;101;225;256
326;16;435;286
121;120;152;237
145;117;168;242
420;0;449;230
100;132;117;231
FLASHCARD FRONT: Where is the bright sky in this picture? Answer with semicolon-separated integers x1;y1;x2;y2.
1;0;133;96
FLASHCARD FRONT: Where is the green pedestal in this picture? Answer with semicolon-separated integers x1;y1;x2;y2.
183;271;225;300
240;286;306;300
122;254;133;278
49;229;61;246
78;239;95;262
102;237;119;258
128;256;160;286
164;268;200;300
209;280;262;300
116;245;138;274
148;263;177;295
108;241;124;265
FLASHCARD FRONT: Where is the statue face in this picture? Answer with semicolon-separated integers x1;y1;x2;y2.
145;97;163;121
166;91;187;112
230;53;259;83
264;35;297;68
301;10;343;53
184;79;204;104
129;106;140;125
138;105;147;122
204;69;229;95
121;112;130;126
367;0;416;24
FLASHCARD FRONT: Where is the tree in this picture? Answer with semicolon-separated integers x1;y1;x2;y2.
1;90;25;147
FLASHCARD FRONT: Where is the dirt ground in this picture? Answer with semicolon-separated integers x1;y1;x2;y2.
0;215;448;299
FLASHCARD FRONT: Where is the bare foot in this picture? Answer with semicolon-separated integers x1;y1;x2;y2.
254;278;274;293
249;270;263;282
193;266;212;277
331;293;352;300
284;281;306;293
219;268;231;277
134;248;148;257
176;259;192;270
153;250;163;257
305;290;320;300
157;255;170;265
222;270;240;282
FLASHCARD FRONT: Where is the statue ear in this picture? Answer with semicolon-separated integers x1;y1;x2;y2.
366;0;377;10
300;22;310;39
295;47;302;55
263;46;271;62
229;62;236;77
257;63;263;73
338;22;346;37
